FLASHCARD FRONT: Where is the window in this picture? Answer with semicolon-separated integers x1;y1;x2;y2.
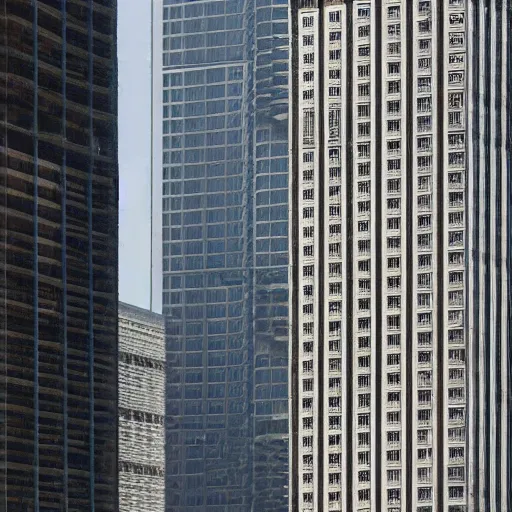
303;189;314;201
387;449;400;462
388;469;401;484
387;237;401;251
358;394;370;408
388;372;400;385
303;492;313;504
388;100;401;115
359;470;370;482
303;16;314;27
387;411;400;424
303;245;313;257
330;167;341;180
303;151;314;163
388;80;401;94
303;53;314;64
358;122;371;136
358;375;370;388
419;1;431;14
418;293;431;308
358;64;370;77
388;120;401;133
358;413;370;426
303;109;314;145
358;83;370;97
358;5;370;18
329;492;341;503
418;76;431;92
303;207;314;219
418;332;432;346
303;284;313;296
449;111;463;128
388;257;400;270
387;353;400;365
303;360;313;373
358;356;370;368
418;19;432;33
329;69;340;80
358;488;370;502
302;35;314;46
358;162;370;176
358;260;370;272
417;97;432;112
303;71;314;82
387;140;401;154
329;108;341;140
358;45;370;57
303;472;313;484
388;6;400;19
388;62;400;75
329;11;340;23
387;295;401;308
330;31;341;41
388;42;401;55
359;220;369;232
358;104;370;117
329;49;341;60
302;89;314;100
359;279;371;292
387;198;401;212
329;434;341;446
419;38;431;52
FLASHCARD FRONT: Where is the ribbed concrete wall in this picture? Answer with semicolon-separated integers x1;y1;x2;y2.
118;303;165;512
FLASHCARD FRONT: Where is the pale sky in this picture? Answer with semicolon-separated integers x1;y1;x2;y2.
118;0;152;309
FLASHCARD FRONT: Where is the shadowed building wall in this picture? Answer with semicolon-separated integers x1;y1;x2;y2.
0;0;119;510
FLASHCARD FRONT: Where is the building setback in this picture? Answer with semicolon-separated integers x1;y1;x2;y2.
291;1;511;511
0;0;119;510
118;302;165;512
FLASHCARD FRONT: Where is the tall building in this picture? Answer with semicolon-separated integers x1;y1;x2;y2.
118;303;165;512
292;1;511;512
151;0;291;509
0;1;118;510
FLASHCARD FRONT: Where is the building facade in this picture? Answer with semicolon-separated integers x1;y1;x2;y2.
151;0;291;510
118;303;165;512
0;0;119;510
292;1;511;511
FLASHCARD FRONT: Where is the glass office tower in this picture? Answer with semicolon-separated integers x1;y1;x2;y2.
152;0;290;510
0;0;119;510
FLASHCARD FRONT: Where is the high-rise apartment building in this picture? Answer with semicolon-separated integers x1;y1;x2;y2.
292;1;511;511
152;0;291;510
118;303;165;512
0;1;118;510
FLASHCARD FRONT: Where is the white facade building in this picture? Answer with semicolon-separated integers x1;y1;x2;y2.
291;1;511;511
118;303;165;512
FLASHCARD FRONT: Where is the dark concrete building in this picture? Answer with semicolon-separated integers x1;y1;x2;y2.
0;0;118;510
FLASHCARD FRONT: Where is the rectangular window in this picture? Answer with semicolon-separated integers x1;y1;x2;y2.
303;109;314;145
302;35;314;46
303;16;314;27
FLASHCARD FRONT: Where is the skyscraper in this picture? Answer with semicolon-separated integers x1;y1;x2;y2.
0;1;118;510
152;0;291;510
118;303;165;512
292;1;511;511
